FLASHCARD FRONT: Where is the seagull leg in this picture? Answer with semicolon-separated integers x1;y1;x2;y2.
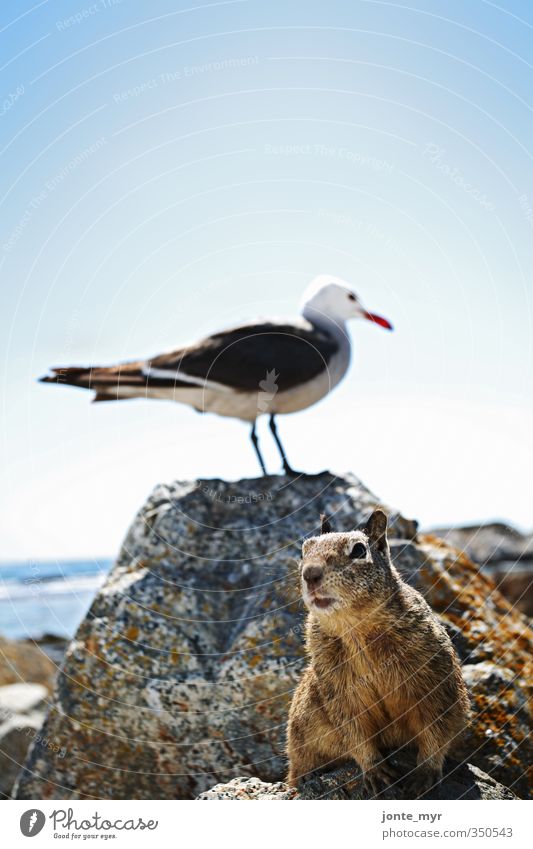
269;414;298;475
250;422;267;475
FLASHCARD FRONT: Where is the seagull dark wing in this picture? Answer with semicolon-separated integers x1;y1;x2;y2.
146;322;340;392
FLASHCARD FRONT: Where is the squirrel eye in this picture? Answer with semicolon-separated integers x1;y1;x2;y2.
350;542;367;560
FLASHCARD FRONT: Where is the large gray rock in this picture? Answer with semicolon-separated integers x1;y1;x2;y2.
198;758;518;800
0;684;48;798
430;522;532;566
430;522;533;616
0;716;45;798
13;473;533;800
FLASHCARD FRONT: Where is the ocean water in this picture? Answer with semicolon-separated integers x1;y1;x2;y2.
0;559;113;640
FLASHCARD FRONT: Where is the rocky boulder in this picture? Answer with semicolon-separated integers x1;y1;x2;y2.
198;757;518;800
430;522;533;616
0;638;58;799
0;636;56;688
13;473;533;800
0;683;49;798
199;776;298;800
411;536;532;797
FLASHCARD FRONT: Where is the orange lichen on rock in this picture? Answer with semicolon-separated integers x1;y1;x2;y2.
417;535;532;798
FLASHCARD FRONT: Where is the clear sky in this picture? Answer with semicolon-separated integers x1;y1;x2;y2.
1;0;532;560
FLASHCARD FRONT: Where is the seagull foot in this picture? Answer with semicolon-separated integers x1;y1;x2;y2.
283;463;303;476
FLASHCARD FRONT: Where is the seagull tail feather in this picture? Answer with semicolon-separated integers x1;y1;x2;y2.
39;367;93;388
39;364;146;402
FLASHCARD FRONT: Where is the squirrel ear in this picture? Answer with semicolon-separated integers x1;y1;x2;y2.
320;514;333;534
364;508;388;550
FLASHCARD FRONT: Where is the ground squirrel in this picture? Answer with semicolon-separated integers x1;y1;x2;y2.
287;509;470;797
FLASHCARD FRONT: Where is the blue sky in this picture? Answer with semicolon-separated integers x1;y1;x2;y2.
1;0;532;559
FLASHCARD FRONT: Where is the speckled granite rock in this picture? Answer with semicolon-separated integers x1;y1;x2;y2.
199;776;298;800
455;662;531;798
198;758;518;800
412;536;532;798
13;473;532;800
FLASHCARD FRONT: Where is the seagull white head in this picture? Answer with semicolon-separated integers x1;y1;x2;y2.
301;274;393;330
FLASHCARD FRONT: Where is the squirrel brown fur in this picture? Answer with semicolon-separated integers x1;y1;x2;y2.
287;508;470;797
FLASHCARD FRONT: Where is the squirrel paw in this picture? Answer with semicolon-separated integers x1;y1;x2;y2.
363;762;398;798
408;767;443;799
297;775;327;798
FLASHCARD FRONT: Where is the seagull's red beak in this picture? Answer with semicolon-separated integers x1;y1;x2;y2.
363;311;393;331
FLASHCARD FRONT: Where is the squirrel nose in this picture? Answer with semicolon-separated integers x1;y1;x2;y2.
302;564;324;588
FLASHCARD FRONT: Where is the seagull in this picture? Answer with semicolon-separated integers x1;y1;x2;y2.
40;275;393;474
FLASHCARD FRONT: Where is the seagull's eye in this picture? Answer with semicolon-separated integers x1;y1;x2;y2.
347;293;357;301
350;542;367;560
